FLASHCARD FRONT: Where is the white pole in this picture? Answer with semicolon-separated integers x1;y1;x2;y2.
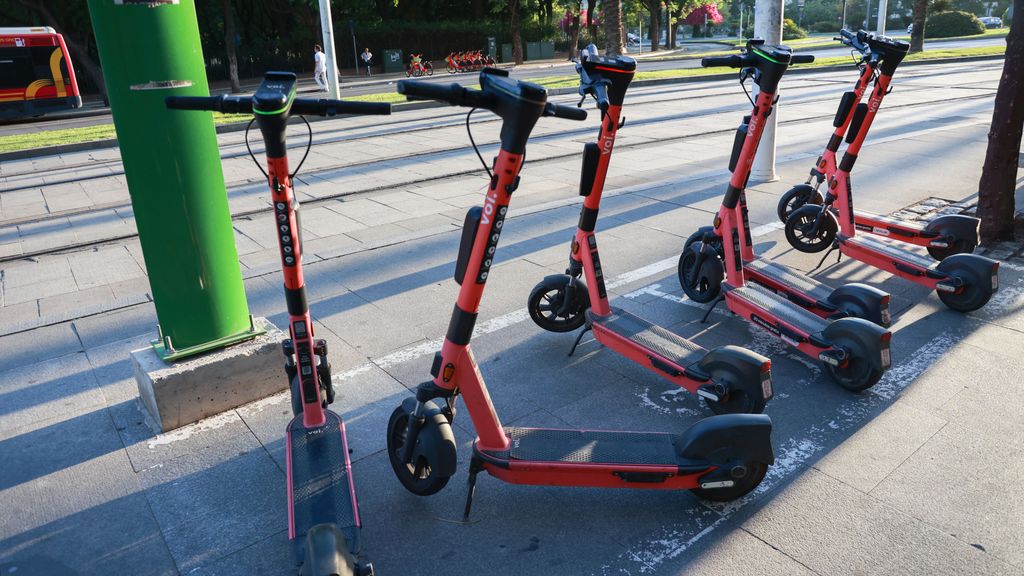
318;0;340;98
875;0;888;35
750;0;783;183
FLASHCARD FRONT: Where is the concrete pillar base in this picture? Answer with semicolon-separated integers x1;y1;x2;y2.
133;316;287;432
748;170;780;185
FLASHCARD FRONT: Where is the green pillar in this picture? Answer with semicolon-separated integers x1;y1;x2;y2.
88;0;261;361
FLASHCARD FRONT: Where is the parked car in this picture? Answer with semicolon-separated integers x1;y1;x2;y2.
907;23;913;34
979;16;1002;28
627;32;641;46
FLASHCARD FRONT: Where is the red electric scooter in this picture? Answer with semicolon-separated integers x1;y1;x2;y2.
679;41;893;392
777;30;979;261
167;72;390;576
527;45;774;415
388;69;775;518
783;32;999;313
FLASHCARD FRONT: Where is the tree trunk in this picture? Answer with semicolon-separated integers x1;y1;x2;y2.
544;0;553;23
977;6;1024;244
569;14;582;60
604;1;625;56
222;0;241;93
587;0;597;35
669;15;678;49
910;0;927;53
646;2;662;52
511;0;524;65
472;0;484;19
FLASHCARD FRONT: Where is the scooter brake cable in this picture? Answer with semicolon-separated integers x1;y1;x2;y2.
289;115;314;179
244;119;269;179
466;108;492;179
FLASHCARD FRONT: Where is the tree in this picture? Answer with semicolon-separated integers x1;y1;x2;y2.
222;0;241;93
910;0;927;52
560;6;584;59
976;5;1023;243
605;0;626;55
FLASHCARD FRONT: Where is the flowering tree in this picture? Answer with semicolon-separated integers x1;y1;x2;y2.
685;4;724;27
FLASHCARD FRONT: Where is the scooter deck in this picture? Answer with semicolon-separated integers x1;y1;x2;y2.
856;210;931;235
843;234;936;270
287;410;359;562
592;307;707;368
729;283;829;336
506;427;679;465
745;259;836;306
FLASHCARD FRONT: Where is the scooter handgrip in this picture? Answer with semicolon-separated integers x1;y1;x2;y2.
544;102;588;121
292;98;391;116
701;54;743;68
791;54;815;64
164;95;224;111
396;80;464;105
592;83;610;112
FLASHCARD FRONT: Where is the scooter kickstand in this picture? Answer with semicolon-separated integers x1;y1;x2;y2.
701;296;724;323
463;458;484;522
568;325;592;357
810;244;839;274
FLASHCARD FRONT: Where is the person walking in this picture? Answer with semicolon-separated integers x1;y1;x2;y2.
313;44;327;91
361;47;373;76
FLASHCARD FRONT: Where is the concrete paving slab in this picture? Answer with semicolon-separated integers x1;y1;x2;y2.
0;322;82;375
743;468;1019;576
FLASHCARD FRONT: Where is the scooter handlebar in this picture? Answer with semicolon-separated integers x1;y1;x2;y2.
544;102;588;121
592;83;610;112
791;54;815;64
165;95;252;113
701;54;749;68
397;80;475;106
291;98;391;116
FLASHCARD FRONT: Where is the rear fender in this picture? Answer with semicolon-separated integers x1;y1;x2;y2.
399;397;458;477
924;214;980;247
822;317;890;373
301;523;358;576
937;253;1000;294
676;414;774;466
828;282;892;327
696;345;773;404
685;225;720;253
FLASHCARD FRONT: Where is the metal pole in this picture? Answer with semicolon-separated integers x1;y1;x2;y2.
86;0;259;361
864;0;871;29
350;21;358;76
841;0;848;30
750;0;783;183
875;0;888;34
318;0;339;98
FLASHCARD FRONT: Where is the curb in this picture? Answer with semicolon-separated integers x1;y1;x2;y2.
0;53;1004;163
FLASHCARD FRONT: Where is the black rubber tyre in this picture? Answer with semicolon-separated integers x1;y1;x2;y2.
936;272;992;312
927;238;974;261
387;405;451;496
691;461;768;502
678;248;724;303
527;276;589;333
290;375;303;417
785;205;837;254
425;63;434;76
822;343;884;392
776;185;821;223
701;362;767;415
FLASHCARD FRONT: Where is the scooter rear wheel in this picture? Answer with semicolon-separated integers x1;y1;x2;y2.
784;205;837;254
823;345;883;392
691;461;767;501
527;276;589;333
387;405;451;496
927;239;973;262
935;269;991;312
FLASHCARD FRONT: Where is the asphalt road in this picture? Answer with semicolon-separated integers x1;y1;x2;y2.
0;35;1005;138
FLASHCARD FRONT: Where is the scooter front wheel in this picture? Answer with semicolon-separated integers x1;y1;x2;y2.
785;205;837;254
387;404;454;496
527;275;590;333
691;461;768;501
678;249;724;303
777;184;821;223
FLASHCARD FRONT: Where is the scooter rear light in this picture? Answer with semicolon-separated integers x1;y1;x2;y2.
760;362;773;400
880;331;892;369
880;295;891;327
992;262;1000;291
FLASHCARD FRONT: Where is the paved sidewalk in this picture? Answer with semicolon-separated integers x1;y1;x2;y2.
1;61;1022;575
